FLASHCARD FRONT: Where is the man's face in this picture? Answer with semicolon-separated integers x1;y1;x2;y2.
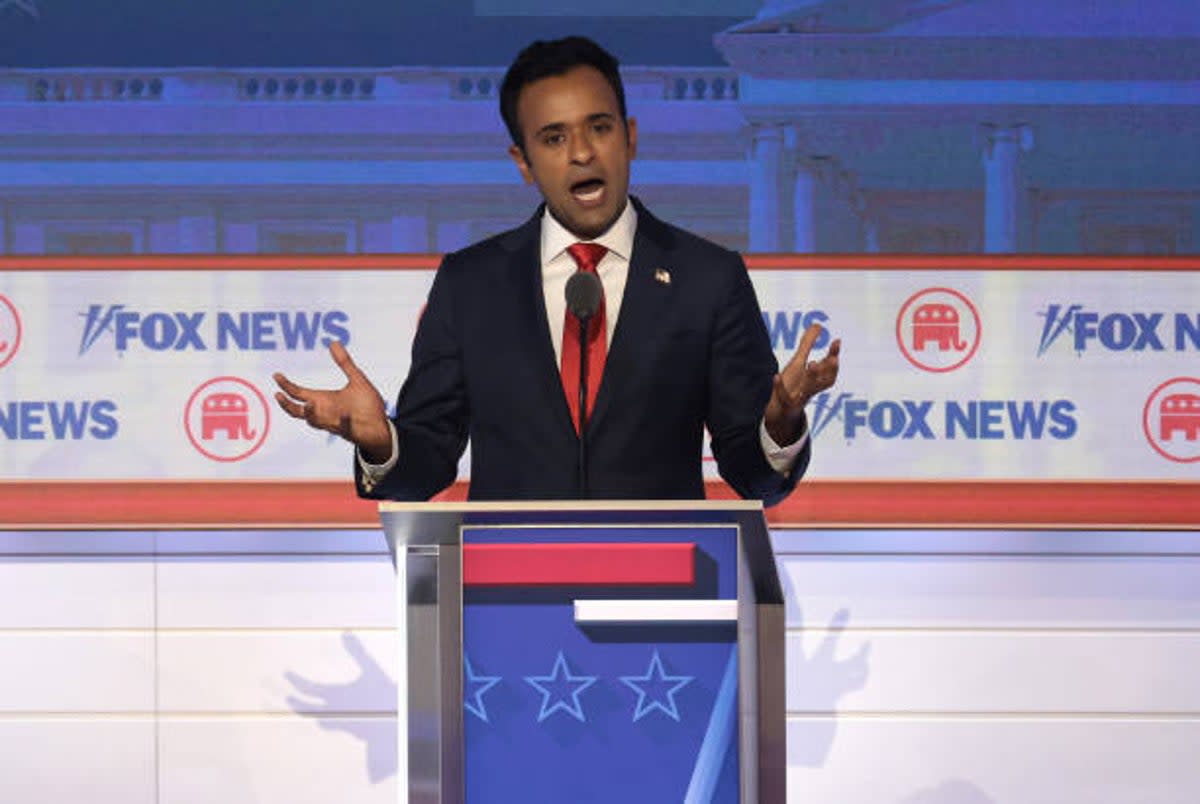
509;65;638;240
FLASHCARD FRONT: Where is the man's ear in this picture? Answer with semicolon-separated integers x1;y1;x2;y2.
626;116;638;160
508;143;535;185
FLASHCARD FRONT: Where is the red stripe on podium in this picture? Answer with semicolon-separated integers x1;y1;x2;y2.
462;542;695;587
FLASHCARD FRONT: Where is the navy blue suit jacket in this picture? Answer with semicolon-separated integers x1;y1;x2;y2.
356;199;808;505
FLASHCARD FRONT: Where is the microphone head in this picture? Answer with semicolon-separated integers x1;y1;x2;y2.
565;271;603;320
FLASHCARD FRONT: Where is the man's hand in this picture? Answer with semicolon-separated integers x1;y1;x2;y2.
764;323;841;446
273;341;393;463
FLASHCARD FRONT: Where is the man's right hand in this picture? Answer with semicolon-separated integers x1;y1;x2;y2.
273;341;393;463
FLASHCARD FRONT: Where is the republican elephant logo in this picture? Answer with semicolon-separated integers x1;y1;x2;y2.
1160;393;1200;441
0;294;21;371
1143;378;1200;463
896;288;981;373
185;376;270;462
200;392;258;441
911;302;968;352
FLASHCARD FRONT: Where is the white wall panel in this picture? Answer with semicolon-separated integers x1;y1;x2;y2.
787;717;1200;804
0;527;1196;803
0;633;153;712
159;718;397;804
0;558;153;628
778;554;1200;629
156;556;395;629
777;530;1200;802
158;630;396;714
785;630;1200;713
0;719;155;804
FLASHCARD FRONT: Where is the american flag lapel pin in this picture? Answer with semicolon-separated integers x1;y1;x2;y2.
654;267;671;285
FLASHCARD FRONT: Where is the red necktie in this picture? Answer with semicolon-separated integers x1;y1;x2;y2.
561;242;608;434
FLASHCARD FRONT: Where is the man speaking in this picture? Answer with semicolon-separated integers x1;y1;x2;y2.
273;36;839;505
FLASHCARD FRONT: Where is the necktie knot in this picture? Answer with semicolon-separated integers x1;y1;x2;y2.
567;242;608;274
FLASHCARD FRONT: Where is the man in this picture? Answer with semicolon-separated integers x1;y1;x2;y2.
274;36;839;505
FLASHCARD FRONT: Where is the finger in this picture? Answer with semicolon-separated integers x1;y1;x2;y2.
274;391;309;420
772;372;804;409
801;338;840;386
782;324;824;375
329;341;367;385
813;350;840;379
818;342;841;376
802;336;840;372
273;372;313;402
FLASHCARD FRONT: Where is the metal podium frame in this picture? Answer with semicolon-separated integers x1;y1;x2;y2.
378;500;785;804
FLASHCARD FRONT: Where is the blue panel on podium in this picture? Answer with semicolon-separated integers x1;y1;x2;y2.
462;524;740;803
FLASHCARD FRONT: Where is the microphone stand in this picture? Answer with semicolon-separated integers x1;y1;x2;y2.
565;267;602;499
576;312;591;498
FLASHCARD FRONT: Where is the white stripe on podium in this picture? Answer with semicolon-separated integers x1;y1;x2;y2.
573;599;737;624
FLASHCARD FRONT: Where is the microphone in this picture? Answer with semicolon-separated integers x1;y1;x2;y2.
565;270;602;321
565;271;603;497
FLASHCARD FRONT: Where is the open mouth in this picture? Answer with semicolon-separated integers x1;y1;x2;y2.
570;178;606;204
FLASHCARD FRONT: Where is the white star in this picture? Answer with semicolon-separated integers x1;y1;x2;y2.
0;0;38;18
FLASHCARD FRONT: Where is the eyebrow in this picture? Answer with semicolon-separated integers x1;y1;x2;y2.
533;113;617;140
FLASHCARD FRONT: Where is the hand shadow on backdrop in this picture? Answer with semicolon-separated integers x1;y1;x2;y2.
780;560;872;768
285;631;398;784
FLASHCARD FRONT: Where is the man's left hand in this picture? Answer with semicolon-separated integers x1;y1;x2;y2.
764;323;841;446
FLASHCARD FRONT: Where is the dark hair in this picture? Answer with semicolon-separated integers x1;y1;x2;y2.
499;36;627;151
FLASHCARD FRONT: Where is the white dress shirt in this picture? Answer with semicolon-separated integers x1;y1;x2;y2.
541;189;635;366
360;199;806;486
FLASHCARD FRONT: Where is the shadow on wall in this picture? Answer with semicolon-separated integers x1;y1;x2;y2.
901;779;998;804
779;562;872;768
285;632;398;783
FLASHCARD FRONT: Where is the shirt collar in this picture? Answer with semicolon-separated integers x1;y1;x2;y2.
540;198;637;266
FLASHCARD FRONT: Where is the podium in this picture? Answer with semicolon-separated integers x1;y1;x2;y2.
379;500;785;804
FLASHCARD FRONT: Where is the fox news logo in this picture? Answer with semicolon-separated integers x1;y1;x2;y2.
0;400;118;441
1037;305;1200;356
78;305;351;355
810;391;1077;441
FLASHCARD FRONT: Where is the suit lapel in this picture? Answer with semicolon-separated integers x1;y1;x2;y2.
501;209;578;438
589;203;676;433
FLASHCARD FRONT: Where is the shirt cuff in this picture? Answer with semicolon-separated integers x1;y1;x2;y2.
760;418;809;475
357;420;399;493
